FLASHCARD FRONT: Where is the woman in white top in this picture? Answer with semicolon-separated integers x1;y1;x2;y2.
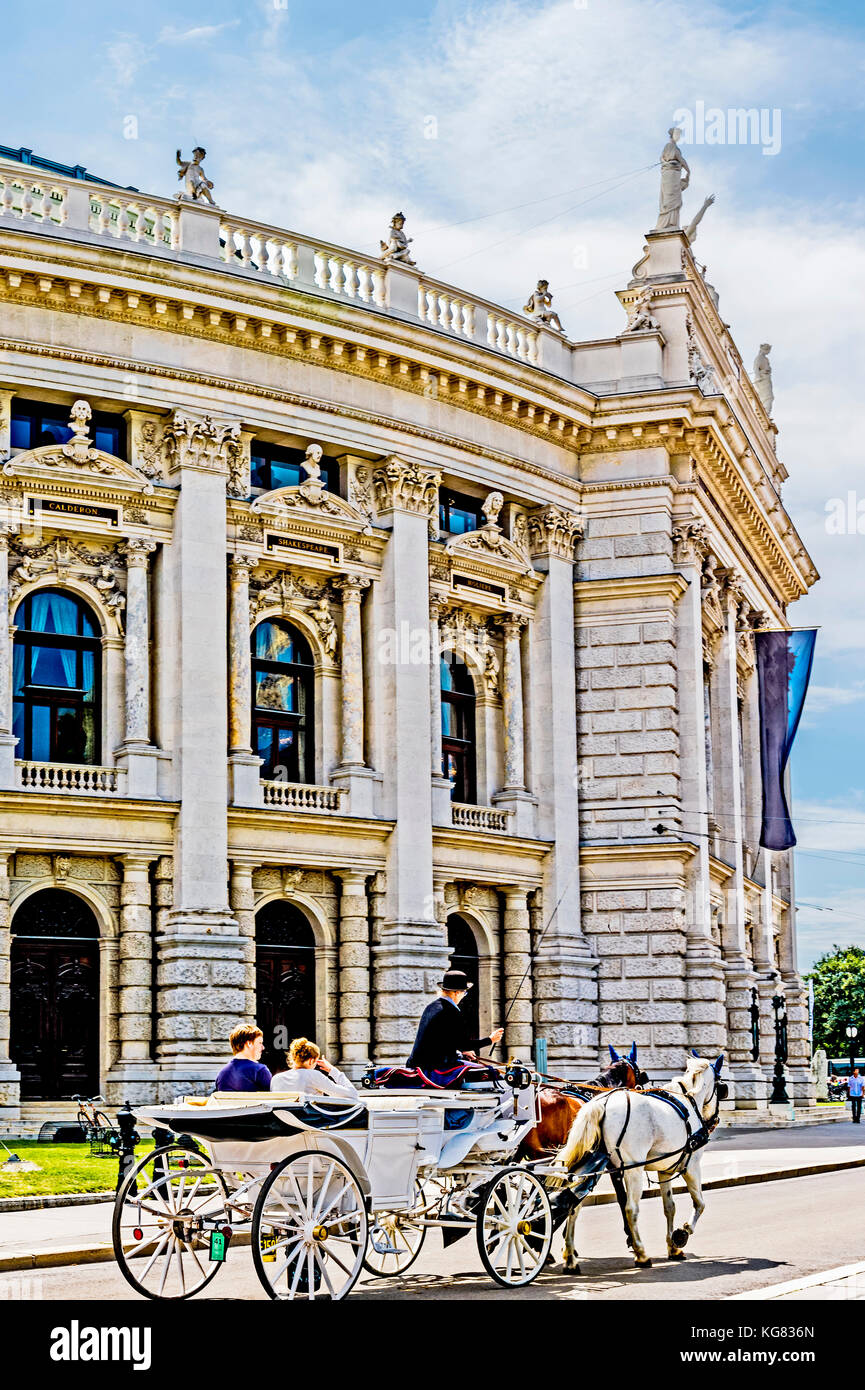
271;1036;358;1100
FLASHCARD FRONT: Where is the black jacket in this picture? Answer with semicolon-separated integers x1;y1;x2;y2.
406;998;491;1073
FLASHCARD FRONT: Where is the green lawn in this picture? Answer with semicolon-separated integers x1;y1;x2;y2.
0;1139;154;1200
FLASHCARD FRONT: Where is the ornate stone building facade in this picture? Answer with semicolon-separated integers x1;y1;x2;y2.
0;149;817;1123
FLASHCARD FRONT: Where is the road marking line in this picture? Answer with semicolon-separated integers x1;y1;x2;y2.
728;1260;865;1300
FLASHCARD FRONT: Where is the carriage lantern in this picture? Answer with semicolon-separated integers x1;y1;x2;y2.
749;988;760;1063
769;993;789;1105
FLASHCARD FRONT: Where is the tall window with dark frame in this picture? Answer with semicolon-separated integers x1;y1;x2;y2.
10;399;126;458
438;487;483;536
441;654;477;803
12;590;101;765
251;620;315;783
249;441;339;495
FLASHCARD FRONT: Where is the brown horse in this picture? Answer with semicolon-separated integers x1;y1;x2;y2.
518;1045;646;1160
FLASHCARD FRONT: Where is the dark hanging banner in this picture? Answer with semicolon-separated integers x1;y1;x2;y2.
756;628;817;850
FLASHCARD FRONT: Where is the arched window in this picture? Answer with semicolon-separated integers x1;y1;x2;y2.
447;914;480;1040
251;620;315;782
13;589;101;764
255;901;317;1075
441;654;476;803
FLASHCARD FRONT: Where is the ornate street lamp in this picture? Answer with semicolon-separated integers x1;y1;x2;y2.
769;993;789;1105
749;988;760;1063
846;1023;858;1075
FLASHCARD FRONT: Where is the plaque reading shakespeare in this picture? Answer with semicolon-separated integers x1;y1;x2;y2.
265;533;341;563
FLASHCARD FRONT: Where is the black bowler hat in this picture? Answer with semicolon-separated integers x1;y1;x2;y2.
441;969;474;991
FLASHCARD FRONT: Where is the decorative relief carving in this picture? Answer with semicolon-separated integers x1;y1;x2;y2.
445;492;535;574
252;442;372;530
163;411;243;479
527;505;583;560
672;518;710;565
135;420;165;480
348;464;375;525
371;457;440;527
7;534;149;632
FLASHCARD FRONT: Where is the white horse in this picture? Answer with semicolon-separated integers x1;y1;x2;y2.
555;1054;725;1270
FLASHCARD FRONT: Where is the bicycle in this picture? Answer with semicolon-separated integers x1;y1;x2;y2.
73;1095;120;1156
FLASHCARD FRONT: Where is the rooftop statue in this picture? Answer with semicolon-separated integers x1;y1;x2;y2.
655;127;690;232
624;287;660;333
380;212;415;266
523;280;564;333
753;343;774;416
684;193;715;245
176;147;216;206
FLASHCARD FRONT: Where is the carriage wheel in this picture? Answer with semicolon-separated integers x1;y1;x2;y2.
113;1144;230;1300
363;1182;427;1277
476;1166;553;1288
252;1152;368;1301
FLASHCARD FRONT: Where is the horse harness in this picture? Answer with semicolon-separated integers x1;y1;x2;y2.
600;1077;722;1180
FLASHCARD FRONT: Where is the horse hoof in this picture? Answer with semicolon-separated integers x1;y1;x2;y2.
667;1249;686;1261
563;1263;581;1275
634;1258;653;1269
672;1228;689;1248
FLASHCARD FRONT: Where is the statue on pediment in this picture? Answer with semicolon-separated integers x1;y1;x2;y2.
3;400;154;492
176;147;216;206
753;343;774;416
523;280;563;333
655;128;690;232
624;287;660;333
380;212;416;266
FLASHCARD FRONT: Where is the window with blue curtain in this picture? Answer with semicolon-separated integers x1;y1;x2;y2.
251;620;314;782
12;589;101;764
441;654;477;803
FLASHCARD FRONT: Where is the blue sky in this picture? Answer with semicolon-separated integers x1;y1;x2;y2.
3;0;863;969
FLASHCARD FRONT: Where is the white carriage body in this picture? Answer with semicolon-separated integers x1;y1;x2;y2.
136;1082;539;1212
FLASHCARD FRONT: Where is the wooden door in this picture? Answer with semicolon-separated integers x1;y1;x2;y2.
11;939;99;1100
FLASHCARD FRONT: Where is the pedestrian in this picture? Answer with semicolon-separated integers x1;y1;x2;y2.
848;1067;864;1123
215;1024;272;1092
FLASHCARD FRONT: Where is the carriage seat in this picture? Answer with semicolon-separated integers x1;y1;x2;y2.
361;1062;500;1091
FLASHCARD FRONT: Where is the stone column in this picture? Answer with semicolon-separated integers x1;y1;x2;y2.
228;554;261;807
491;613;535;835
229;862;257;1023
106;855;157;1102
715;573;763;1106
0;852;20;1123
672;522;726;1055
776;845;814;1103
336;870;371;1072
114;541;159;798
502;887;533;1058
429;597;452;826
157;411;247;1092
331;575;375;815
369;457;450;1061
0;533;17;789
527;506;597;1074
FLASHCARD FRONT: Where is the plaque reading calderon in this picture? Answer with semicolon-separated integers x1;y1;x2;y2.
28;497;121;527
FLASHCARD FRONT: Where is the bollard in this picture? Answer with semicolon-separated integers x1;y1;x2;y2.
115;1101;140;1194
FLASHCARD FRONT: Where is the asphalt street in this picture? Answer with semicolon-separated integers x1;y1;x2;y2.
1;1166;862;1301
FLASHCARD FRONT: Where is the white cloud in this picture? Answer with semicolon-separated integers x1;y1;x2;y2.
795;801;865;854
157;22;240;44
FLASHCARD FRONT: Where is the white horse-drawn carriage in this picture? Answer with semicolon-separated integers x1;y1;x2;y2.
114;1064;560;1300
113;1053;725;1299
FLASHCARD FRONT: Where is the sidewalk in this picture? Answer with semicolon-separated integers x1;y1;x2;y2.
2;1121;864;1272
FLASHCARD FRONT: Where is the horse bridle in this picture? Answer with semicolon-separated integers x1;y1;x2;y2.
596;1068;725;1177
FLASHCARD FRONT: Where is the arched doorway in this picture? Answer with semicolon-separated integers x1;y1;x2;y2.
447;914;480;1041
255;901;317;1075
10;889;100;1100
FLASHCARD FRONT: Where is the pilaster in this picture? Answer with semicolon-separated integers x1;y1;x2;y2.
0;852;20;1122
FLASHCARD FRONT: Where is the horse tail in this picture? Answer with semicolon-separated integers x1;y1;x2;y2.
560;1096;606;1170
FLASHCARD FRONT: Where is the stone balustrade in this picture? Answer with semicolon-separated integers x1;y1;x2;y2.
16;760;122;794
261;780;345;812
452;802;512;833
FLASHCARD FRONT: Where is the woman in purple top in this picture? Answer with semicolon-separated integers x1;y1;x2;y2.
215;1024;273;1092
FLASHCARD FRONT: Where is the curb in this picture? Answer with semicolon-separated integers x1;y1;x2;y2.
0;1191;114;1213
2;1156;863;1273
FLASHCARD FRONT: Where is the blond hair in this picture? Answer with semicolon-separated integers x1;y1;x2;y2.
288;1037;320;1067
229;1024;263;1054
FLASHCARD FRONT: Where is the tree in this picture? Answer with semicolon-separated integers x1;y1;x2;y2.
806;946;865;1058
